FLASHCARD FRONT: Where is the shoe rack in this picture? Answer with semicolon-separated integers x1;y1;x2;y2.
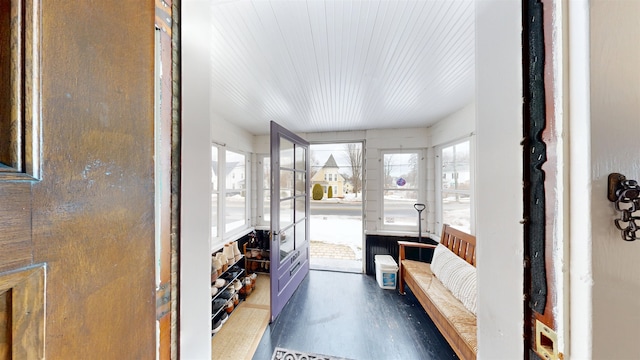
211;241;245;336
244;243;270;274
244;229;271;274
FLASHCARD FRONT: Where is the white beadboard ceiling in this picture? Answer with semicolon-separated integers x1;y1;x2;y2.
198;0;475;135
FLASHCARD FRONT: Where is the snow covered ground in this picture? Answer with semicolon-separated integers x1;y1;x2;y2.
309;193;363;261
309;215;363;260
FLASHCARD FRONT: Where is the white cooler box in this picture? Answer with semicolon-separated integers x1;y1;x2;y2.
374;254;398;289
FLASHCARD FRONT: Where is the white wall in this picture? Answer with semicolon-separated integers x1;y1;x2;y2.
590;2;640;358
211;113;255;153
181;4;258;357
181;0;213;358
430;101;475;147
568;1;592;357
475;1;523;358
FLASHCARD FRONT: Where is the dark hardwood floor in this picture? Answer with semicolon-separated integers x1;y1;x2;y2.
252;270;458;360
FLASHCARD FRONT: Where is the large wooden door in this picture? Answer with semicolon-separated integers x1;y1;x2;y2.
270;121;311;322
0;1;158;358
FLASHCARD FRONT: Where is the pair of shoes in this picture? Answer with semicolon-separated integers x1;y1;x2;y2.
233;279;243;291
225;299;234;314
213;252;227;273
223;243;235;265
212;298;226;314
232;241;242;262
211;311;229;335
213;278;226;289
210;259;218;282
228;265;242;279
212;318;222;334
218;290;233;300
222;241;242;265
222;267;241;281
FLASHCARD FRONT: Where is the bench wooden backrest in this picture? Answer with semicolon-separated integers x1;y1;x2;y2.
440;224;476;267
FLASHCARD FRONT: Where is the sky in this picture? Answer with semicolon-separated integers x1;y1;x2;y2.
310;142;362;175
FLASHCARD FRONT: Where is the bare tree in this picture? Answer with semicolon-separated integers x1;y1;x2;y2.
309;152;321;180
344;143;363;197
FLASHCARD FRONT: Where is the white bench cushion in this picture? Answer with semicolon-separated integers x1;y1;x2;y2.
430;244;477;315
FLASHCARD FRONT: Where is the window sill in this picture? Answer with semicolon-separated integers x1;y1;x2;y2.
364;229;435;238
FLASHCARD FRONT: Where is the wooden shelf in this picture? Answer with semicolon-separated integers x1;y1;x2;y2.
244;244;270;274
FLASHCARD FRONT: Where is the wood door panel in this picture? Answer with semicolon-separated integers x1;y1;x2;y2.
0;289;10;360
10;266;44;359
0;1;159;359
0;265;44;360
0;0;11;166
0;183;32;274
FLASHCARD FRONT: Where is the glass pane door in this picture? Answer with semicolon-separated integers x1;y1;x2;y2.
270;121;310;321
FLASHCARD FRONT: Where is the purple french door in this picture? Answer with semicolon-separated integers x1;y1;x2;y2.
270;121;310;322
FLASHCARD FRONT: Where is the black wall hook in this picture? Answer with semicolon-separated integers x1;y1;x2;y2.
608;173;640;241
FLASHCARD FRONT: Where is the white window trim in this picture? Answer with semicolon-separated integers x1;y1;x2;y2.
211;146;220;245
223;148;250;239
435;137;475;235
257;154;270;227
211;144;252;250
379;148;426;232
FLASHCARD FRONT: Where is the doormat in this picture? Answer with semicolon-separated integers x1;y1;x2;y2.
271;347;353;360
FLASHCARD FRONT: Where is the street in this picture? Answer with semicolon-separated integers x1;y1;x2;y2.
310;198;420;219
220;195;424;220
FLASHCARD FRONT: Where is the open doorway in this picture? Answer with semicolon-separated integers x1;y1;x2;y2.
308;142;364;273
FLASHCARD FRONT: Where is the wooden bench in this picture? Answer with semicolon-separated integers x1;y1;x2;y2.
398;224;477;360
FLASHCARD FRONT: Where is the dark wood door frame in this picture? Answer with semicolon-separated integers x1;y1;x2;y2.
522;0;561;358
155;0;181;358
155;0;179;358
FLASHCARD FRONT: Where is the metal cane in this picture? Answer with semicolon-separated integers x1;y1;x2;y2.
414;203;426;260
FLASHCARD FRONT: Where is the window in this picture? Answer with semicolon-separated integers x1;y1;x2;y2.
211;145;250;247
438;139;473;233
225;150;247;233
258;155;270;226
382;150;422;230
